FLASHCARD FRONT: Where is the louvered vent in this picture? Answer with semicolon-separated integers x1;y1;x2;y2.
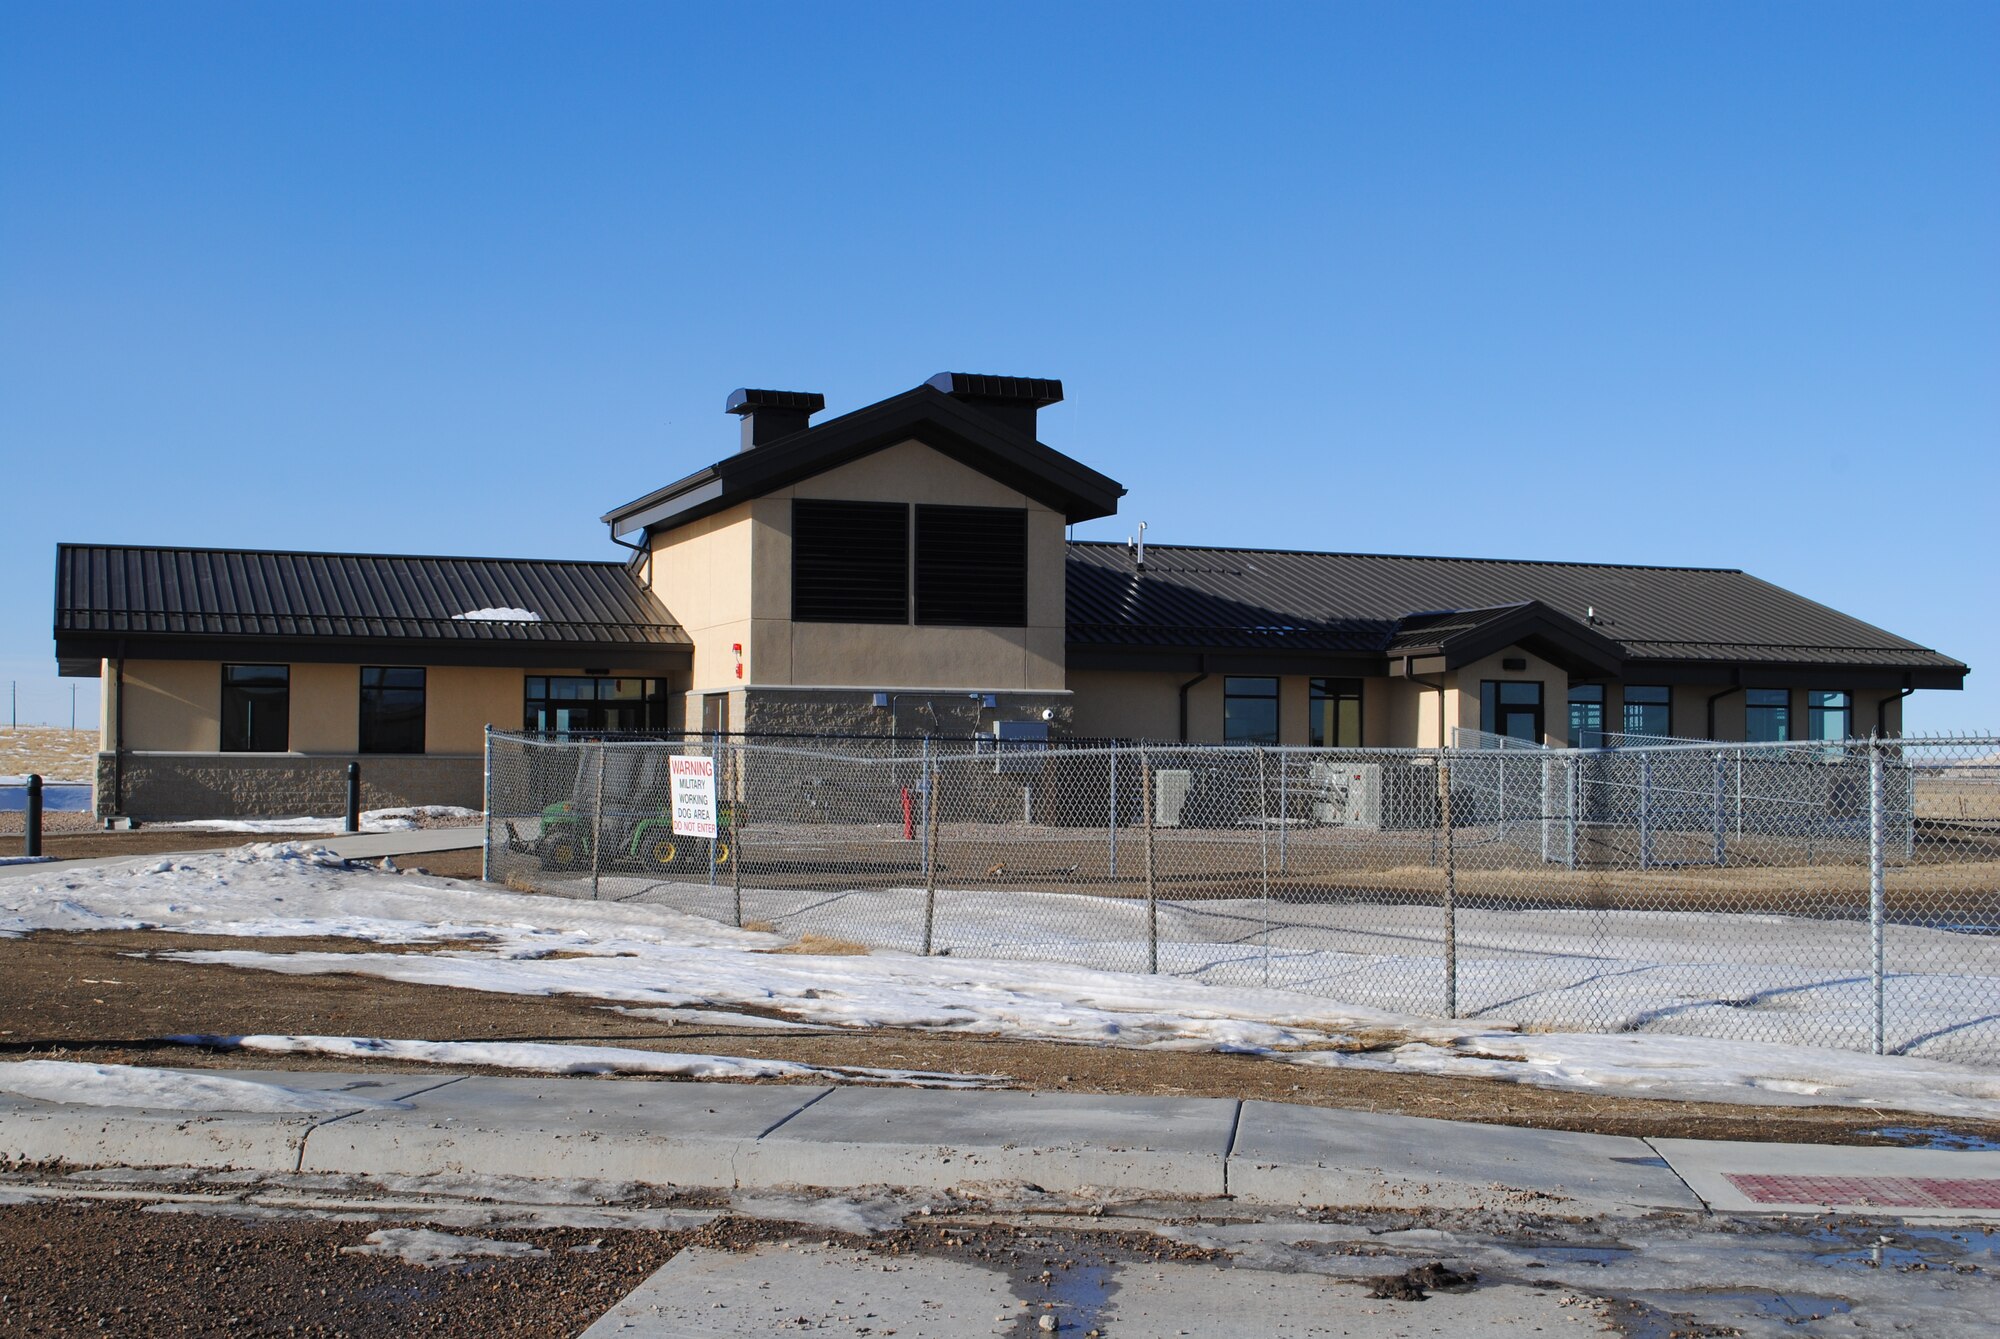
792;500;908;623
916;505;1028;627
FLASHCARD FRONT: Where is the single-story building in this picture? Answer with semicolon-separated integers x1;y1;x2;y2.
54;372;1968;818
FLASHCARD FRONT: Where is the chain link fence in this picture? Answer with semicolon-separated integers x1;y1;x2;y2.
484;729;2000;1064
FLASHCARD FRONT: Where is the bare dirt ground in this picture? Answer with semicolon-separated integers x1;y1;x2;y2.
5;926;1996;1149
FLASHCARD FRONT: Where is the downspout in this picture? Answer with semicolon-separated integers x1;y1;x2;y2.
607;523;651;585
1878;679;1914;738
1706;678;1742;740
1177;659;1209;743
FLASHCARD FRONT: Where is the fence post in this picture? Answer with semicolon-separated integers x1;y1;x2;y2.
589;743;606;901
1712;751;1727;867
1278;747;1289;874
344;761;361;834
481;726;494;884
1564;754;1578;870
1141;746;1158;974
707;735;720;888
919;735;932;884
1869;736;1887;1056
1637;752;1653;871
1257;747;1271;988
1540;755;1553;863
729;743;743;928
1108;741;1119;880
922;742;939;957
23;774;41;859
1440;754;1457;1019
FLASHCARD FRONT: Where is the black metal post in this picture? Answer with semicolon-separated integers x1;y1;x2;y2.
24;774;42;858
344;762;361;834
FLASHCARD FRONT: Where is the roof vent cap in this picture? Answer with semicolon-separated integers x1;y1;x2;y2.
925;372;1063;438
726;387;825;452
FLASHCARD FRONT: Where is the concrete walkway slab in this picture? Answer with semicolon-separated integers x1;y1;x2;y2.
1230;1103;1704;1214
315;828;484;859
0;1069;459;1174
580;1242;1019;1337
299;1076;831;1186
1652;1137;2000;1220
738;1087;1238;1197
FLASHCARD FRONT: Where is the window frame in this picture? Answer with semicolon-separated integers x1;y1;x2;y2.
220;663;290;753
523;676;671;735
1622;684;1673;740
1745;687;1791;744
1223;675;1280;745
1568;683;1606;750
1308;677;1362;747
1807;690;1852;744
359;666;427;755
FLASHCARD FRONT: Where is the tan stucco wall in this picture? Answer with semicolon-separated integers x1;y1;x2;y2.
106;660;682;757
649;501;755;693
1446;647;1571;746
120;660;220;751
289;664;358;752
650;440;1069;694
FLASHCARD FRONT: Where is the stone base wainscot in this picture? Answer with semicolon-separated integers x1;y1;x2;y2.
96;752;484;821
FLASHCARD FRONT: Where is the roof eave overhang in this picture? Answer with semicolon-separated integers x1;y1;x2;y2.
54;632;693;675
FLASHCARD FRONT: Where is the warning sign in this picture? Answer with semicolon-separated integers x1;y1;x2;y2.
669;754;718;838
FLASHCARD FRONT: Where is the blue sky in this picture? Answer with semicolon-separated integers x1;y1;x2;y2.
2;2;1994;732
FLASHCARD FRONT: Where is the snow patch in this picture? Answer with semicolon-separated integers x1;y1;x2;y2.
0;1060;410;1113
340;1227;546;1267
452;608;541;623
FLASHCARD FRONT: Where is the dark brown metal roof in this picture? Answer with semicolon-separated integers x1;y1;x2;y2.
55;544;687;652
1066;541;1966;680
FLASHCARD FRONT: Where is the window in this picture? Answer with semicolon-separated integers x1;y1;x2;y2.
221;664;289;752
1308;678;1362;747
360;667;425;754
1224;676;1279;744
1808;690;1851;744
915;505;1028;626
1480;680;1544;744
1745;688;1791;744
1622;685;1672;739
1568;684;1606;749
792;499;908;623
524;677;670;734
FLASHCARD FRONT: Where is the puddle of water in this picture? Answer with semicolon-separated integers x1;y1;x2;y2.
1019;1260;1116;1335
1806;1223;1998;1272
1523;1244;1633;1267
1865;1126;2000;1152
1640;1289;1854;1321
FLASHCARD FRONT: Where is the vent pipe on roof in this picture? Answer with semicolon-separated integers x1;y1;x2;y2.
727;388;825;452
925;372;1063;439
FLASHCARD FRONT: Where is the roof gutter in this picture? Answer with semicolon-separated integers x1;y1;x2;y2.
607;523;651;585
1879;677;1915;737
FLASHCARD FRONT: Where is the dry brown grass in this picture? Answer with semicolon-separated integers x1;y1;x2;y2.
757;931;872;956
0;727;97;781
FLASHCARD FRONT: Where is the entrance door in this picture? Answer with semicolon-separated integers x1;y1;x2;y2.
701;693;730;738
1481;681;1544;745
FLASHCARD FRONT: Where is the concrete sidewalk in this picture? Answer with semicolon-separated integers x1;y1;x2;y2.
4;1066;1998;1221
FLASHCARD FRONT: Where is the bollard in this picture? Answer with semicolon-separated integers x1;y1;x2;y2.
24;774;42;858
344;762;361;834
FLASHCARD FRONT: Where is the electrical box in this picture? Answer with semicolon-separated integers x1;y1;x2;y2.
989;719;1049;774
